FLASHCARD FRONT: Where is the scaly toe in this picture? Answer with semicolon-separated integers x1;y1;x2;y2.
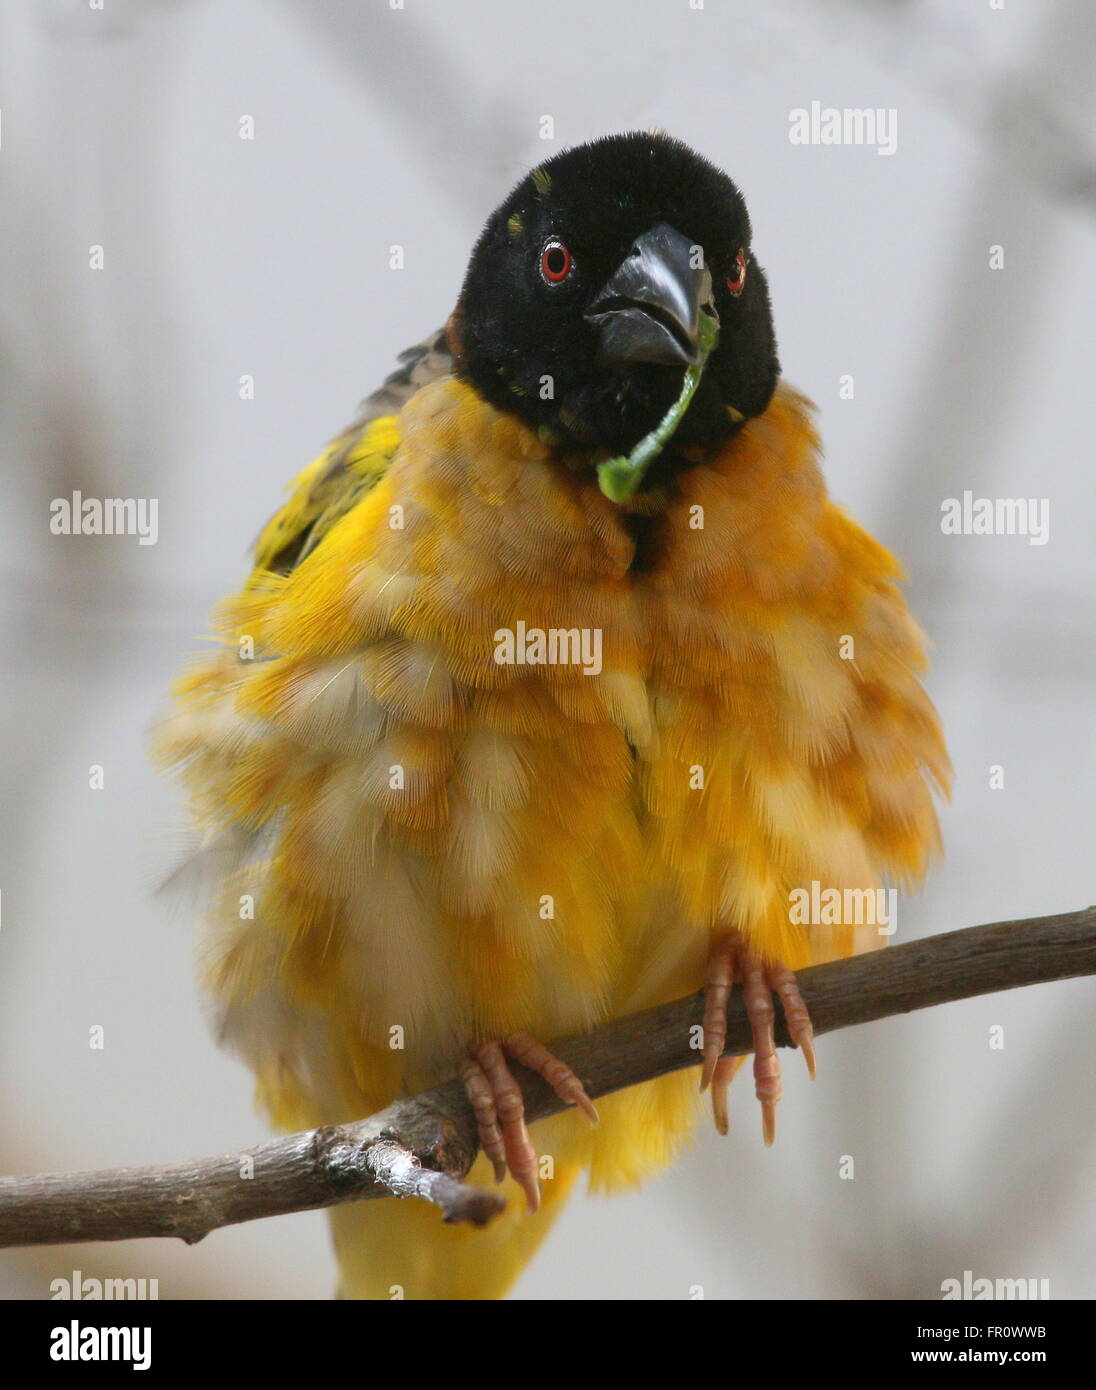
503;1032;600;1128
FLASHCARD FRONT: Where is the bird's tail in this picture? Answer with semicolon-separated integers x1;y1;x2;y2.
330;1153;583;1301
330;1072;702;1299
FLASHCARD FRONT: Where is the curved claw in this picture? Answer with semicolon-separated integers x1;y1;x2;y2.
461;1033;601;1213
770;965;817;1079
504;1033;600;1128
700;937;818;1144
710;1054;745;1136
469;1041;541;1213
700;937;736;1092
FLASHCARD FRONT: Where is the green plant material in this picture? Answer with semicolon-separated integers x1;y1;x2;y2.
597;312;720;503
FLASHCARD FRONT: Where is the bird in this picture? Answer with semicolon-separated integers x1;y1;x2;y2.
154;130;950;1300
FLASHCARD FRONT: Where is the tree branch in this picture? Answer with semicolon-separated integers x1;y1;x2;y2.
2;906;1093;1249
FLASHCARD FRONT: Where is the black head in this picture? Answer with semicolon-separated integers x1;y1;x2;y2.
452;131;779;462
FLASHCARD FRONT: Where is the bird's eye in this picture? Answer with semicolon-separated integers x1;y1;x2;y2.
539;238;573;285
725;250;747;296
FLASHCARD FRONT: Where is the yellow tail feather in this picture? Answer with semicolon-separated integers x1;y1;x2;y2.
330;1156;582;1301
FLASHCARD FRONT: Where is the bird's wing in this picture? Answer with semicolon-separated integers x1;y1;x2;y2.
250;326;452;577
352;324;453;426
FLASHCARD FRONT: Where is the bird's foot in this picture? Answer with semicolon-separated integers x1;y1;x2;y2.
699;936;816;1145
460;1033;599;1213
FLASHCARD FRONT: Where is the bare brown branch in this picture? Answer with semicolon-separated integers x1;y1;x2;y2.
1;906;1092;1249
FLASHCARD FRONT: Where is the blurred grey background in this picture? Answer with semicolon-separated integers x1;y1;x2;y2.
2;0;1094;1300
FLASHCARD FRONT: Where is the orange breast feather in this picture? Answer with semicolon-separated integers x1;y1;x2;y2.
155;379;948;1175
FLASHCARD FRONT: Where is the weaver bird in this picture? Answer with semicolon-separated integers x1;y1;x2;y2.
155;131;949;1300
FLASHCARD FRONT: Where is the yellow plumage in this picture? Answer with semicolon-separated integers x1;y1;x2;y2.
154;378;949;1299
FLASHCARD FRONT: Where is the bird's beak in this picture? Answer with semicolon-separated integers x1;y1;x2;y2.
585;223;716;368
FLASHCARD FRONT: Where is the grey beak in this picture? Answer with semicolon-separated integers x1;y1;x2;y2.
584;222;715;367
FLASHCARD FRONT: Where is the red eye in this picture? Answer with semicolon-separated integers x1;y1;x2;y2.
539;238;573;284
725;250;747;296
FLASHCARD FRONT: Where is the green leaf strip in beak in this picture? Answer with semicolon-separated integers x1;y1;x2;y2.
597;311;720;503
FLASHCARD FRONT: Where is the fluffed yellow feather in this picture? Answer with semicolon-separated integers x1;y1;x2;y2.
154;378;949;1299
